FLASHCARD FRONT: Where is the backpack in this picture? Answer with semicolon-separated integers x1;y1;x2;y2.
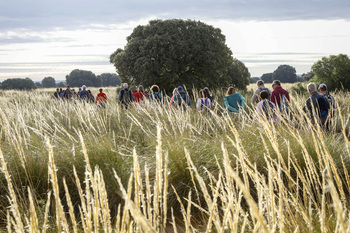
152;92;161;101
200;98;210;111
122;89;131;103
175;92;188;106
315;95;329;117
279;93;289;112
262;100;275;118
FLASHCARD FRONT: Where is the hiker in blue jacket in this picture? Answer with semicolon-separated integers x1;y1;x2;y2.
172;86;191;110
303;82;329;126
223;86;246;114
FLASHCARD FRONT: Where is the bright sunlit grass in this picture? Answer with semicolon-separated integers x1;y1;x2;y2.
0;85;350;232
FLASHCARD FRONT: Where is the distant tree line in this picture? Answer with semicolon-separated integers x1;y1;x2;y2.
255;54;350;91
0;71;121;90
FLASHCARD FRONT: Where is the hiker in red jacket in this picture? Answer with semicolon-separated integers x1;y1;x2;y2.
132;85;148;103
95;88;107;107
270;80;290;111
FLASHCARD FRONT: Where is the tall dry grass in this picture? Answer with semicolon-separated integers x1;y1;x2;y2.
0;86;350;232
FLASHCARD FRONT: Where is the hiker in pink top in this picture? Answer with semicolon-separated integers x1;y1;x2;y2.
270;80;290;110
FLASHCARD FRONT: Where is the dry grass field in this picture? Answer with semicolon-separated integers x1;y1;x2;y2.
1;84;350;232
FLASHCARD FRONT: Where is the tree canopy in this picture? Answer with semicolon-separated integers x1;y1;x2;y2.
42;77;56;88
225;59;250;90
312;54;350;91
66;69;101;87
261;73;273;83
272;65;297;83
97;73;121;86
110;19;235;93
1;78;36;90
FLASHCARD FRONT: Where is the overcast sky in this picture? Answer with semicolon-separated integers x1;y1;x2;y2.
0;0;349;81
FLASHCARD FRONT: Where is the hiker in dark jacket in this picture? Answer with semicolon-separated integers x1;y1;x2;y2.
118;83;135;108
303;82;329;126
79;85;89;101
63;85;73;100
172;86;191;110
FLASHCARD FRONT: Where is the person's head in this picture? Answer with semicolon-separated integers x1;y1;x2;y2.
138;85;144;93
78;88;81;91
59;88;63;92
82;85;86;90
256;80;264;87
318;83;327;93
123;83;128;89
99;88;103;93
272;80;281;90
88;90;91;94
56;88;59;91
67;85;70;89
150;85;159;93
177;86;184;92
226;86;236;96
260;90;269;100
203;87;210;98
307;82;317;94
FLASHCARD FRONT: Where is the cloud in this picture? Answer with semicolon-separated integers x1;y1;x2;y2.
0;0;349;31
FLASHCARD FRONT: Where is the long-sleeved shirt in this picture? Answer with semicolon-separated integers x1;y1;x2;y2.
270;86;290;109
95;92;107;103
223;92;246;113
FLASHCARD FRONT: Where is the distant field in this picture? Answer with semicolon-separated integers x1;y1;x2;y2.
1;84;350;232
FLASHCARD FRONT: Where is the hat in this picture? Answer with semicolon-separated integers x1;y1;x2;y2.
318;83;327;90
177;86;183;91
82;85;86;88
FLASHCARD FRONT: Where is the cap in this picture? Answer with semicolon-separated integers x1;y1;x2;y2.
177;86;183;91
318;83;327;90
82;85;86;88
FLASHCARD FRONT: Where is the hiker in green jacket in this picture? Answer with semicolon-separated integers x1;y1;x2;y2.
223;86;246;114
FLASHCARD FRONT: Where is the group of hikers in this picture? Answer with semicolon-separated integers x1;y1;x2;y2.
54;79;336;127
53;85;108;107
249;79;336;126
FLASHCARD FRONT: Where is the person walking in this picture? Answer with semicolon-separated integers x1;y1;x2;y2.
256;90;279;122
118;83;135;108
318;83;336;117
303;83;330;126
196;89;212;112
95;88;107;107
223;86;246;114
172;86;191;110
270;80;290;112
149;85;162;103
133;85;148;102
252;79;271;104
79;85;89;101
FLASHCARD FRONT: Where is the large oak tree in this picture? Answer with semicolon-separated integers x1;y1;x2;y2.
110;19;235;93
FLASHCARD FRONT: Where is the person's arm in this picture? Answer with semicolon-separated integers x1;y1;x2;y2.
303;98;311;113
270;91;277;105
286;91;290;102
187;95;191;106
